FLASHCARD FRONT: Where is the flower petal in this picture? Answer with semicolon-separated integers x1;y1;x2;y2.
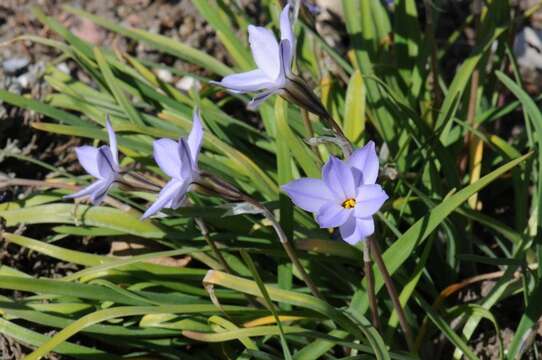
339;216;374;244
282;178;334;213
247;90;275;110
165;181;190;209
213;69;275;93
279;39;292;79
97;145;117;179
187;110;203;166
248;25;281;80
316;202;351;228
347;141;379;185
64;179;106;201
89;179;114;205
75;146;101;178
322;156;356;199
280;4;294;55
141;179;186;219
178;138;194;180
153;138;181;179
354;184;388;218
105;115;119;170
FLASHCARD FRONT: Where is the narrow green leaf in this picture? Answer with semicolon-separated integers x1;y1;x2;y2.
63;5;232;76
344;70;366;144
0;204;165;239
94;47;144;125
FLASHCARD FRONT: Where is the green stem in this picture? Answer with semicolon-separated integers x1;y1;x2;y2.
258;204;323;300
194;217;231;273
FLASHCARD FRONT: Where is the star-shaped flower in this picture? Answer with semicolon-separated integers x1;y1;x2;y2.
212;4;294;109
142;111;203;219
282;142;388;244
65;118;120;205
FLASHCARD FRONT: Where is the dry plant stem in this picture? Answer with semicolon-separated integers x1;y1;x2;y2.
120;172;162;191
364;238;381;332
370;238;414;352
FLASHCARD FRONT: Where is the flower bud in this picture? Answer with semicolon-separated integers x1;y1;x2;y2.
280;75;330;119
196;173;244;201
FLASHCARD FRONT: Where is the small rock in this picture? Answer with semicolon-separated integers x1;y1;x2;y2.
175;76;201;92
7;82;22;95
179;18;195;38
16;73;30;88
2;57;30;75
514;27;542;70
156;68;173;83
57;63;70;75
126;14;141;26
71;18;105;45
379;142;390;162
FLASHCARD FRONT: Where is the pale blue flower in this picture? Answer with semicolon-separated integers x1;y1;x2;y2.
282;142;388;244
65;118;119;205
142;111;203;219
211;4;295;109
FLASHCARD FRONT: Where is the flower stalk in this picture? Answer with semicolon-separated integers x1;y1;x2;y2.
194;217;231;273
280;75;353;156
369;237;414;352
257;203;323;300
364;238;381;331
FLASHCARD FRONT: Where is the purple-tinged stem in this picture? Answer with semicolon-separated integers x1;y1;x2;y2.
364;238;381;332
370;238;414;352
257;204;324;300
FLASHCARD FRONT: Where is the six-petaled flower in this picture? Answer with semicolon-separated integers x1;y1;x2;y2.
141;110;203;219
211;4;295;109
65;117;120;205
282;141;388;244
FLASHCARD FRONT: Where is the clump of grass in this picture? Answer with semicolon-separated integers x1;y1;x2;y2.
0;1;540;359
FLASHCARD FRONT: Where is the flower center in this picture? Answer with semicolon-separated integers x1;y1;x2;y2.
342;198;356;209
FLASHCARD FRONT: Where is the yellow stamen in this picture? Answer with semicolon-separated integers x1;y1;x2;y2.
342;198;356;209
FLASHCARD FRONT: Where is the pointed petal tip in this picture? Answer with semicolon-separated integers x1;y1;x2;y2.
105;114;112;129
140;213;150;221
104;115;119;169
280;2;295;52
281;182;294;194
